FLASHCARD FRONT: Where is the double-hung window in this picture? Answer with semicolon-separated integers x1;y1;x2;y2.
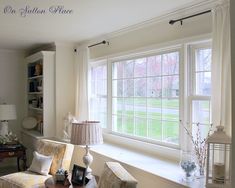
188;43;212;137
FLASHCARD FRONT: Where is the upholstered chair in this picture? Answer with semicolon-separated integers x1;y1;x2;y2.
0;139;74;188
98;162;138;188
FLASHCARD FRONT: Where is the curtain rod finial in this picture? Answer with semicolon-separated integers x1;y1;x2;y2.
103;40;110;46
169;20;175;25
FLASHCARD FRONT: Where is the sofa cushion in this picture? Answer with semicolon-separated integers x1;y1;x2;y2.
0;171;51;188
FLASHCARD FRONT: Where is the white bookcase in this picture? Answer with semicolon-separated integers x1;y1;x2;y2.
24;51;55;137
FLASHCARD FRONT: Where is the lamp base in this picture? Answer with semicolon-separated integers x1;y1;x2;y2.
83;145;93;179
0;121;8;136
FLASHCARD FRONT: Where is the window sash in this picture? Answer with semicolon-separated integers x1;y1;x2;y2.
188;42;212;138
110;49;181;146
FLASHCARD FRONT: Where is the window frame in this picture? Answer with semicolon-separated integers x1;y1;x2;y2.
88;37;212;156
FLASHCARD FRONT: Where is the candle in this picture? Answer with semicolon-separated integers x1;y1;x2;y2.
213;163;225;183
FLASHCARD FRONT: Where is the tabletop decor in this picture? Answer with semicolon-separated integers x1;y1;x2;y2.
181;121;213;177
206;126;231;188
180;150;196;182
55;168;66;182
71;164;86;186
0;131;18;145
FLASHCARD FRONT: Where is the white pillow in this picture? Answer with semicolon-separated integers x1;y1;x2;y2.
28;151;53;175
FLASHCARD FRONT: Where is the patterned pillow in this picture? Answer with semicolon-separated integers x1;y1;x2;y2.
37;140;66;175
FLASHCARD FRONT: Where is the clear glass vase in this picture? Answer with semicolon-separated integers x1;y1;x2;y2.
180;150;196;182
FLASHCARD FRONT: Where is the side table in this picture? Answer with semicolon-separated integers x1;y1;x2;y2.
45;175;98;188
0;144;27;171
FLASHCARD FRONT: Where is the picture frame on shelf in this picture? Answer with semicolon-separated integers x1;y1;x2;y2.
71;164;86;186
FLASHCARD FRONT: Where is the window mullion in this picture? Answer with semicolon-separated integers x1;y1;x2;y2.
107;60;112;132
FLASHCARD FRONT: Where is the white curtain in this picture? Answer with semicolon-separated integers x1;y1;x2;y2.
75;46;90;120
211;1;231;135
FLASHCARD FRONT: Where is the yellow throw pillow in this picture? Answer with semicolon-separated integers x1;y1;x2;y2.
37;140;66;175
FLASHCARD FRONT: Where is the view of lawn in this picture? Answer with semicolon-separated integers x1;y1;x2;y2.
112;98;179;144
112;97;209;144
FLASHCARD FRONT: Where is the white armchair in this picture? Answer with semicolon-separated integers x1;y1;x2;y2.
0;139;74;188
98;162;138;188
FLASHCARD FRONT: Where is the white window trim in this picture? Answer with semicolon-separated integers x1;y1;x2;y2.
89;35;212;160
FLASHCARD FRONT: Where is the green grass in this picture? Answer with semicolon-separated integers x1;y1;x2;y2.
114;114;179;144
113;98;180;144
112;99;210;144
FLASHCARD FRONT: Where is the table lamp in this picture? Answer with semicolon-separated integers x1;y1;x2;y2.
71;121;103;179
0;104;17;136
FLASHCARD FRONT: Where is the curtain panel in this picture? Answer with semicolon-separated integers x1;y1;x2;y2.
74;46;90;120
211;0;231;135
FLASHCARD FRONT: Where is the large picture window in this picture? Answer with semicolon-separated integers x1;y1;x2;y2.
112;51;180;145
89;40;212;150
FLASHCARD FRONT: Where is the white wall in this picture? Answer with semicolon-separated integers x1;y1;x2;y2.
0;49;25;138
230;0;235;186
55;43;75;138
0;49;25;167
89;13;211;59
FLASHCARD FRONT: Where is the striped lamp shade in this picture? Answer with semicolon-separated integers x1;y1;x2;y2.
71;121;103;145
0;104;17;121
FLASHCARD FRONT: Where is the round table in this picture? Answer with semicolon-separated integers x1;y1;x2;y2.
45;176;97;188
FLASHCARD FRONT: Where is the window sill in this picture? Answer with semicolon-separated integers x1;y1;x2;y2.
103;132;180;161
90;134;205;188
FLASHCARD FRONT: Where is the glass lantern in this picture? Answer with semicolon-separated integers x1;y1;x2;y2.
206;126;231;188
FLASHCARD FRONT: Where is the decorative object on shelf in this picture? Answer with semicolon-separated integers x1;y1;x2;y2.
37;79;43;92
71;164;86;186
180;150;196;182
22;116;37;130
34;63;42;76
181;121;213;177
63;112;75;141
71;121;103;179
0;104;17;136
206;126;231;187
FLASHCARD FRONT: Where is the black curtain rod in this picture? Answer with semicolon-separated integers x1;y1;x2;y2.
88;40;109;48
74;40;109;52
169;10;211;25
